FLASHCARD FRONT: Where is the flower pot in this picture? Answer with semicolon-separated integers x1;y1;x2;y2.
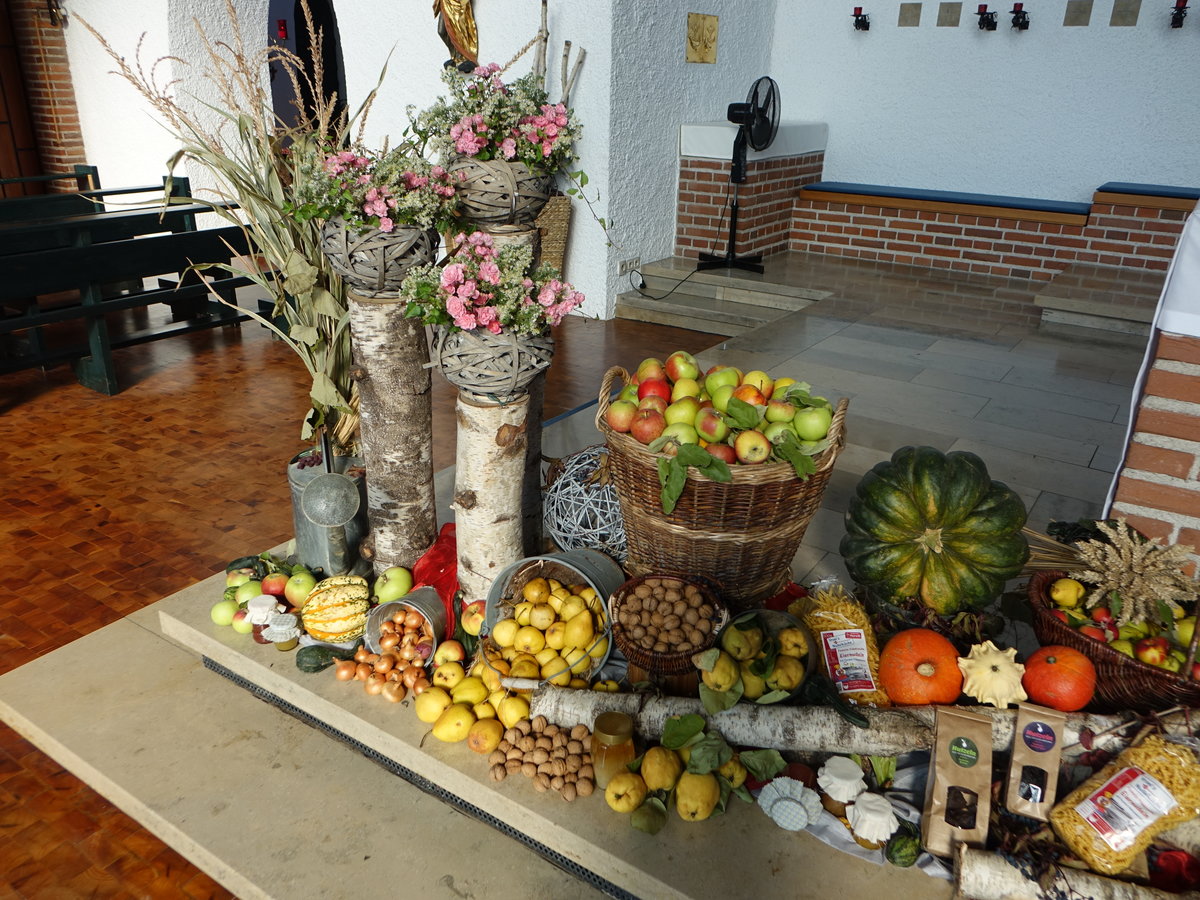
447;157;553;226
320;219;439;298
432;326;554;404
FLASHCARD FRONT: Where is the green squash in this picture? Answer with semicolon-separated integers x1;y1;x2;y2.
840;446;1028;614
885;819;921;867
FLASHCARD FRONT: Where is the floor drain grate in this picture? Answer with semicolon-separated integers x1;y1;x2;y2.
202;656;637;900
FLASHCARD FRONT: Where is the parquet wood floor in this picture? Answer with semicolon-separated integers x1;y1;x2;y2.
0;313;715;898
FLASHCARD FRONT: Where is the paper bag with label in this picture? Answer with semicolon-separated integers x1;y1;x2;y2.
922;706;993;858
1005;702;1067;821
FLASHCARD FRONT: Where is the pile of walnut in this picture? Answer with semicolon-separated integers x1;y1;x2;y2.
614;577;714;655
488;715;595;802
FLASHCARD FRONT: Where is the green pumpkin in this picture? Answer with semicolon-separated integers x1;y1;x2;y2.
840;446;1028;615
885;820;921;867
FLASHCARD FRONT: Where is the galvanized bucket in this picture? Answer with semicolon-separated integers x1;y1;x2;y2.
286;450;369;576
363;587;448;656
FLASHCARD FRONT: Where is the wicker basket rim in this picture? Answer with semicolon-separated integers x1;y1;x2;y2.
607;573;728;673
1027;570;1200;688
594;365;848;484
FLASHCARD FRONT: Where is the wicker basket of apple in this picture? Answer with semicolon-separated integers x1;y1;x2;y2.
595;353;848;612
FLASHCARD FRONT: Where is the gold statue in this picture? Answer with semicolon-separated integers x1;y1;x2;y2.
433;0;478;67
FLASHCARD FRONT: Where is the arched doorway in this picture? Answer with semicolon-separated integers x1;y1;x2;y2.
268;0;346;133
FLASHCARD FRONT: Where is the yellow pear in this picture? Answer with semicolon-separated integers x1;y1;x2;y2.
497;695;530;729
432;661;465;690
546;592;564;614
414;686;453;724
481;658;509;693
529;603;557;631
547;578;563;592
564;610;595;652
466;717;505;754
451;675;488;707
508;657;541;680
700;651;739;692
512;601;534;626
534;646;560;666
522;577;550;604
488;689;507;709
490;618;520;648
604;771;648;813
739;659;767;700
641;746;683;792
469;658;486;678
473;701;497;720
559;595;587;623
431;703;476;743
675;772;720;821
569;677;589;689
719;754;748;789
544;621;567;650
540;655;572;686
587;633;610;660
513;625;546;655
563;646;591;675
500;646;519;662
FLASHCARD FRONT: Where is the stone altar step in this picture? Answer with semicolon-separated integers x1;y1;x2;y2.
1035;263;1163;336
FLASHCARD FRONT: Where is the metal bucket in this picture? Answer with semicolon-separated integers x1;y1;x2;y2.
363;587;448;655
483;549;625;633
287;450;369;576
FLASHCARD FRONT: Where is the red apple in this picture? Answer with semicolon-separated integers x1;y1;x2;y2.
730;384;766;407
664;396;702;426
432;639;466;667
637;395;668;414
741;370;775;401
664;350;701;383
637;378;672;403
694;406;730;443
1134;636;1170;666
260;572;290;597
605;399;638;432
1192;662;1200;681
764;399;797;423
734;429;772;464
630;409;667;445
1050;609;1070;624
704;365;742;397
231;608;254;635
460;601;486;637
636;358;667;384
705;443;737;464
1077;624;1108;642
1090;607;1114;625
1100;621;1119;642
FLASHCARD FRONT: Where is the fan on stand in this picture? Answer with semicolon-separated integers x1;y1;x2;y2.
697;75;780;274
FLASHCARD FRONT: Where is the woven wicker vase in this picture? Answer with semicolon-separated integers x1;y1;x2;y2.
432;326;554;404
447;157;553;226
320;219;438;298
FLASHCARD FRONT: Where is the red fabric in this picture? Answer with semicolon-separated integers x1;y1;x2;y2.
1150;847;1200;893
412;523;458;640
764;582;808;611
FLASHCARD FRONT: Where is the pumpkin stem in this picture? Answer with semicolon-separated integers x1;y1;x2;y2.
917;527;945;554
916;662;936;677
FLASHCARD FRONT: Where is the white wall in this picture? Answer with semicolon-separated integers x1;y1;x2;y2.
769;3;1200;202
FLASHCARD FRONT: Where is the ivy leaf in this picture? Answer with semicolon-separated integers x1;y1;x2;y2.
661;714;706;750
724;396;761;431
685;732;734;774
738;749;787;783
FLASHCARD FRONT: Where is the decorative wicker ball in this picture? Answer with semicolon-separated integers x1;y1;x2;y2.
543;446;627;562
321;219;438;298
432;326;554;404
448;157;553;226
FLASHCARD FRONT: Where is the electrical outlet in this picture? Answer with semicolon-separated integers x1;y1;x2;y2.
618;257;641;276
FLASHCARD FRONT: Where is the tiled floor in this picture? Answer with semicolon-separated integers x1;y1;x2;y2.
1;253;1149;896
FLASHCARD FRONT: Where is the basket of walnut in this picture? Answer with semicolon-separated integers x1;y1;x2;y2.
609;574;729;694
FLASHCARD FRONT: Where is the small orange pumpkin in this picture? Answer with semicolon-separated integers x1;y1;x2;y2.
1022;645;1096;711
879;628;963;705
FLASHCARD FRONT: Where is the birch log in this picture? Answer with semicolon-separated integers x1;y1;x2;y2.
454;392;529;598
529;688;1146;761
347;293;437;572
955;846;1198;900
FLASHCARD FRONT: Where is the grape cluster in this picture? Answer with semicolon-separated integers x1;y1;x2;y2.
295;452;324;470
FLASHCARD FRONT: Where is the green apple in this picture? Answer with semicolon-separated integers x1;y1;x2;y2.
231;609;254;635
210;599;239;626
1109;638;1135;658
703;365;742;397
762;421;796;444
234;580;264;603
664;396;701;426
284;569;318;609
225;568;255;588
661;422;699;447
375;566;414;603
792;406;833;441
1174;616;1195;649
710;384;735;413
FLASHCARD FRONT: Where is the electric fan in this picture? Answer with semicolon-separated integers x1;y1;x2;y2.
697;75;780;274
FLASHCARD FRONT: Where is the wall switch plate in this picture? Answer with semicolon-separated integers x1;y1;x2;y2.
619;257;641;276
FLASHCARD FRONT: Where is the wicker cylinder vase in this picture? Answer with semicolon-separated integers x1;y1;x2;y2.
448;157;553;226
432;326;554;404
321;218;439;298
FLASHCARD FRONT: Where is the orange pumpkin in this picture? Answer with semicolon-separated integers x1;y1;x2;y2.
1022;645;1096;712
879;628;963;705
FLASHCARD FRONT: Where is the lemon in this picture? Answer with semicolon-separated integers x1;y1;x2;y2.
1049;577;1086;609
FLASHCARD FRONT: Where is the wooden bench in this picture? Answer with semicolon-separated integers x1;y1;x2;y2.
796;181;1092;225
0;205;254;394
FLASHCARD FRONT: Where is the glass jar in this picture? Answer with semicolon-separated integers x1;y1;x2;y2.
592;711;635;789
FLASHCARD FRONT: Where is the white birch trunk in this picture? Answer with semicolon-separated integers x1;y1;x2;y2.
528;688;1145;762
454;392;529;599
954;846;1192;900
347;293;437;572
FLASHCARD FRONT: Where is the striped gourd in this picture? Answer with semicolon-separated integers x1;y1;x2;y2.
301;575;370;643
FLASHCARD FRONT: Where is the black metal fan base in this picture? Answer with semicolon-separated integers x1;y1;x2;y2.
696;249;764;274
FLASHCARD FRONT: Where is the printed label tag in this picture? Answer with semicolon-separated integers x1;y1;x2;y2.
1075;766;1178;852
1022;721;1058;753
819;629;877;694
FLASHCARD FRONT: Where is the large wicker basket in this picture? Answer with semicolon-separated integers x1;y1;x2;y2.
1027;570;1200;713
320;219;438;298
595;367;848;611
432;326;554;404
448;157;553;226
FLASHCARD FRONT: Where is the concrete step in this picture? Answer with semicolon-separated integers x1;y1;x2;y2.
614;288;785;336
640;257;832;310
1035;263;1163;333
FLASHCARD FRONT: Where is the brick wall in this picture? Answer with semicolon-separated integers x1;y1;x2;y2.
789;196;1188;282
10;1;85;187
675;152;823;259
1111;332;1200;572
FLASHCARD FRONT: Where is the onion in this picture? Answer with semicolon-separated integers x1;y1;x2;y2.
334;660;357;682
379;621;397;636
364;673;386;695
355;662;372;682
415;641;434;660
411;677;430;695
404;609;425;629
379;632;400;651
397;643;417;661
386;669;404;682
381;681;407;703
374;654;396;675
354;645;370;663
391;609;407;625
364;653;380;666
401;666;422;689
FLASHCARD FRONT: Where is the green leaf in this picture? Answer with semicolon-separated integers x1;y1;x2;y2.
628;754;644;773
310;372;350;413
772;438;817;480
724;397;761;430
674;443;712;467
714;776;732;816
311;287;345;320
289;324;319;345
692;647;720;672
630;796;668;834
658;457;687;515
1109;592;1123;619
755;689;791;705
661;714;706;750
738;749;787;782
698;679;743;715
733;784;754;804
647;435;674;454
685;732;734;774
781;382;813;403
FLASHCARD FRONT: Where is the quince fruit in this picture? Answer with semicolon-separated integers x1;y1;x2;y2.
720;624;764;661
605;771;648;814
778;627;809;659
675;771;720;821
641;746;683;792
718;754;748;789
701;650;740;693
766;654;806;693
739;660;767;700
